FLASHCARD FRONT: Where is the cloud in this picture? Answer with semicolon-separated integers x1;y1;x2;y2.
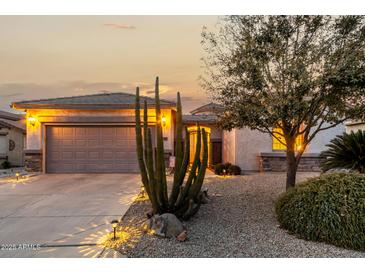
103;23;136;30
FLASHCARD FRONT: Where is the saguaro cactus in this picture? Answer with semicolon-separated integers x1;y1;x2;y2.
135;77;208;220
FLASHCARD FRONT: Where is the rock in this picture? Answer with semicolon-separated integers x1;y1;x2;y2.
176;230;188;242
149;213;185;238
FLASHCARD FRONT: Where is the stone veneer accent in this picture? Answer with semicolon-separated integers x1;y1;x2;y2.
259;152;324;172
24;150;42;172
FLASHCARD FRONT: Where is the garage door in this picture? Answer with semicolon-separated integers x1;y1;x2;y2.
46;126;139;173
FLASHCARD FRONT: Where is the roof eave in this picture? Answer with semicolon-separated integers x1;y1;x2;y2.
12;103;176;110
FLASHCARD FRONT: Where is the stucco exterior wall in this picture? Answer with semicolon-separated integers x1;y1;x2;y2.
25;108;175;153
0;127;25;166
234;128;272;172
223;123;345;172
222;129;236;164
305;123;345;153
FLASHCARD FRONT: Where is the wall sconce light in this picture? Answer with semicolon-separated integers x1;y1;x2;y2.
28;116;37;127
111;219;119;240
161;115;167;127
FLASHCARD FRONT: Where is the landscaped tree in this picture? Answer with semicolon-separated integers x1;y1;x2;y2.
201;16;365;189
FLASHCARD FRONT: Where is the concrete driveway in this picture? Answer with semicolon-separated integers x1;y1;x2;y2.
0;173;141;258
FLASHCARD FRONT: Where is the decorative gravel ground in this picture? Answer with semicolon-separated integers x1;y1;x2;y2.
116;172;365;258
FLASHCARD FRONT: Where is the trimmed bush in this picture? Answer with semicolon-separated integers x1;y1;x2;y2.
1;160;11;169
214;162;232;175
228;165;241;175
276;173;365;251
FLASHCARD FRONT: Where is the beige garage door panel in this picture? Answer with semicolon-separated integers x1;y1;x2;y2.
46;126;139;173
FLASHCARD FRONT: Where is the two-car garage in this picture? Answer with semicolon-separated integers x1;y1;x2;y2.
46;126;139;173
12;92;175;174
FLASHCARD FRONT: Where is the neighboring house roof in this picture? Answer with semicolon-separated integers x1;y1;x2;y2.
12;92;176;110
0;110;26;132
345;120;365;126
0;118;26;132
182;114;217;124
190;102;223;115
0;110;24;121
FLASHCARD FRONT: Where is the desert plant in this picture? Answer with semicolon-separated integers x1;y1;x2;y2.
320;130;365;173
276;173;365;251
135;77;208;220
1;160;11;169
213;163;225;175
228;165;241;175
213;162;231;175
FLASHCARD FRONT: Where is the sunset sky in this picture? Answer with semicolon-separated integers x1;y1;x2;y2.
0;16;219;113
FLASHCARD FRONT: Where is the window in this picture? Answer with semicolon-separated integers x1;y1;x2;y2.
272;127;303;151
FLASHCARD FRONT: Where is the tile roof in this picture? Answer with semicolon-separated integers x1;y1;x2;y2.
190;102;223;115
0;118;26;132
0;110;24;121
182;114;217;124
12;92;175;110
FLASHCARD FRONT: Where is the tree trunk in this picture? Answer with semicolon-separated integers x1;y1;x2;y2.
286;139;298;190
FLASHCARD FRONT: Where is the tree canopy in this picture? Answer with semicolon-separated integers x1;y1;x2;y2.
201;16;365;188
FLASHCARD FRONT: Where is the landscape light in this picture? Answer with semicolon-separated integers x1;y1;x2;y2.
16;173;20;181
111;220;119;240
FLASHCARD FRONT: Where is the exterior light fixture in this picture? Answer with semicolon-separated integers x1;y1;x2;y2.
161;115;167;127
27;116;37;127
111;219;119;240
140;185;146;198
16;172;20;181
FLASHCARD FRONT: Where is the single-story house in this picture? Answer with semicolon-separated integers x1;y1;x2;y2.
12;92;345;174
0;110;26;167
182;103;345;173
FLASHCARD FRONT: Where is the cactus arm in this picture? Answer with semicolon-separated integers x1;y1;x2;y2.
154;77;168;208
169;92;184;207
188;128;208;200
182;198;202;220
143;100;149;164
146;127;160;214
175;126;201;208
135;87;151;198
178;127;190;184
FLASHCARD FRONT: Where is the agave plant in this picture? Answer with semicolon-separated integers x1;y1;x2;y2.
320;130;365;173
135;77;208;220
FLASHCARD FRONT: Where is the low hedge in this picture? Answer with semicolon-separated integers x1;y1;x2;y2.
213;162;241;175
275;173;365;251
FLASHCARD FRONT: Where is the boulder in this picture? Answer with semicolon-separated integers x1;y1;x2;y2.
149;213;185;238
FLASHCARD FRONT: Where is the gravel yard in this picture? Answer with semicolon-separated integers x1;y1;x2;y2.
116;172;365;258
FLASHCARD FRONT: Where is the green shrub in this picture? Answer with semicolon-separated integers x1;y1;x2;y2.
228;165;241;175
320;130;365;173
276;173;365;251
1;160;11;169
214;162;232;175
